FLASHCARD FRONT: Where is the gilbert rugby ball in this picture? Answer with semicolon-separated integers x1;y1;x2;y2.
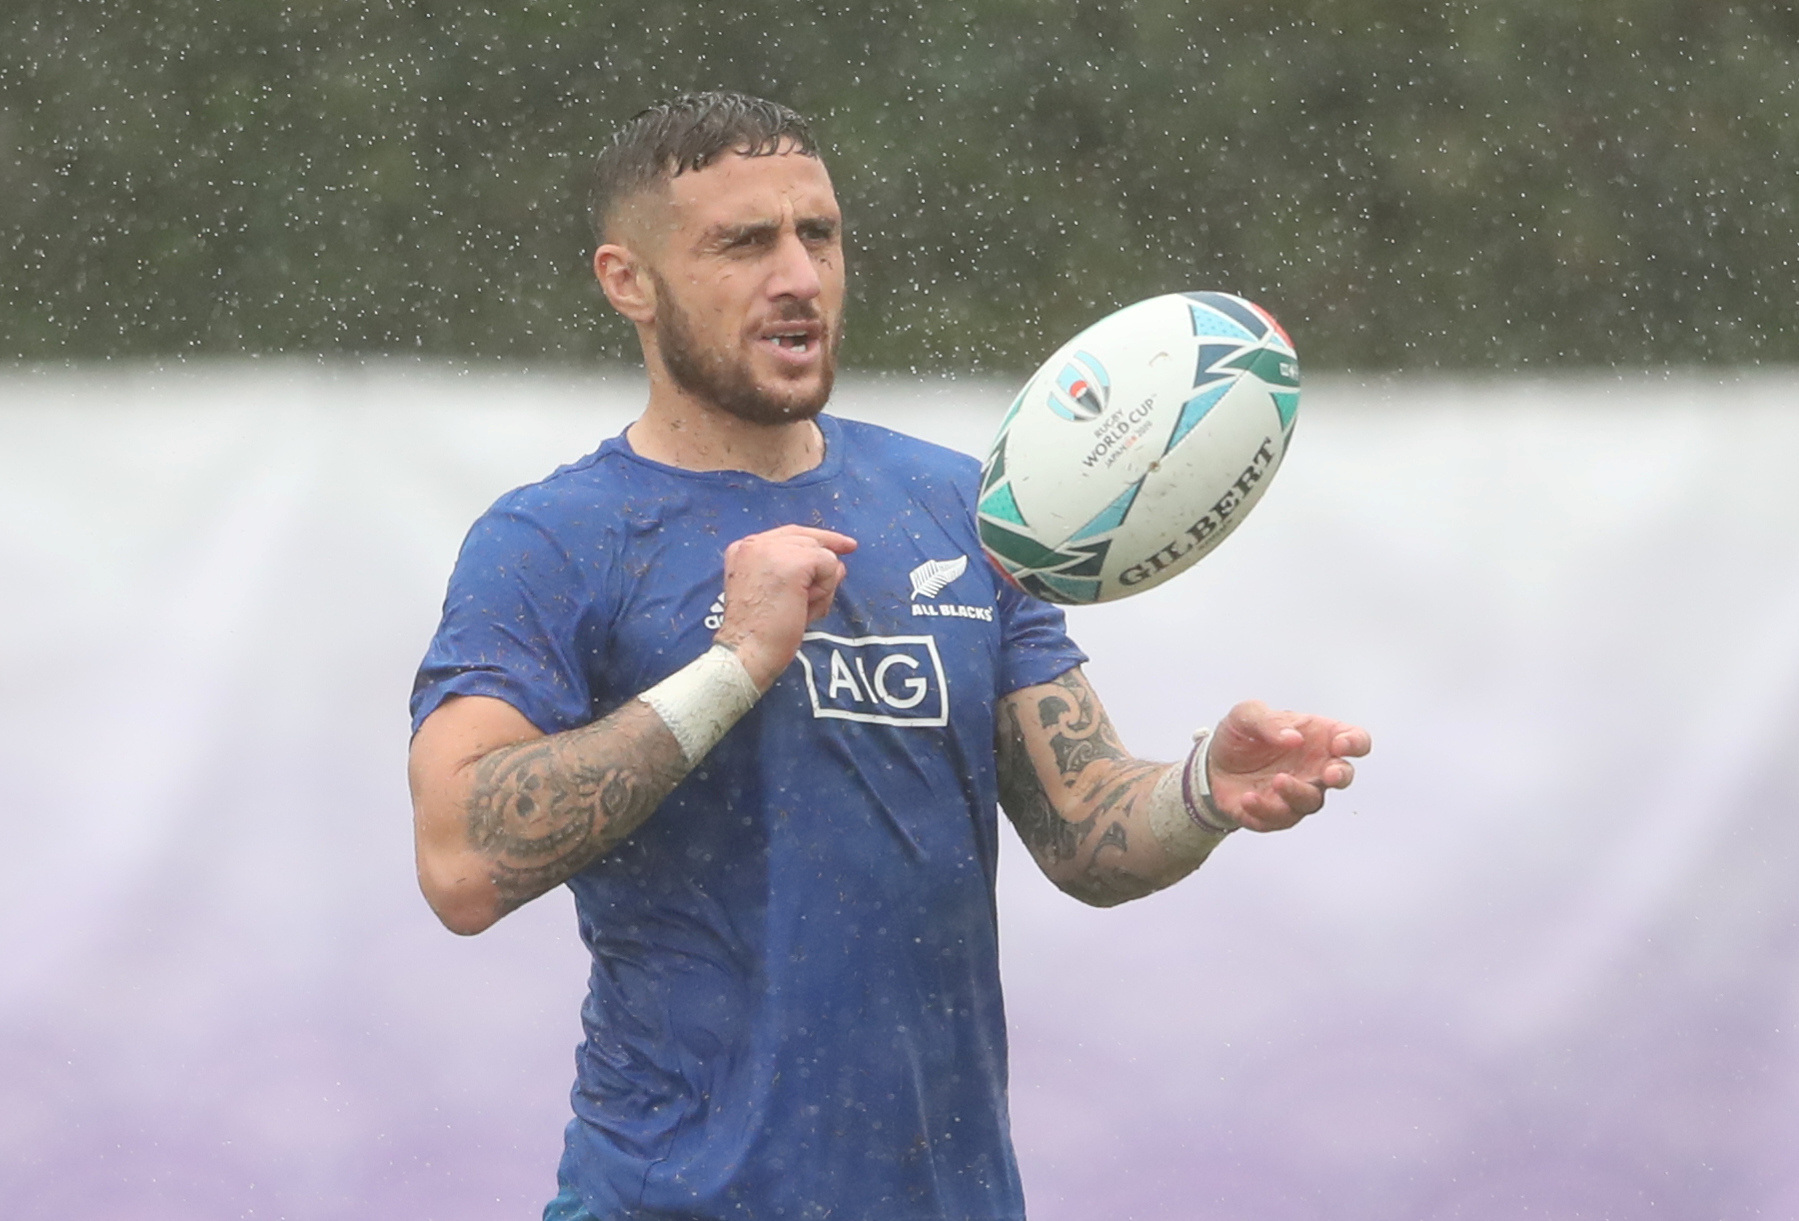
976;292;1299;604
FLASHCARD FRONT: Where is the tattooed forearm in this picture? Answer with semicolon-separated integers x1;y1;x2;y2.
999;695;1157;905
1075;819;1154;906
1082;760;1163;820
997;667;1202;907
1039;671;1128;779
466;702;687;913
999;700;1098;864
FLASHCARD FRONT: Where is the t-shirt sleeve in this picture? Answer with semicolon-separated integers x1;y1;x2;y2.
409;501;602;736
994;581;1089;696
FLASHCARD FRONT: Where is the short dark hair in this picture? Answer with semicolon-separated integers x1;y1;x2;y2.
588;92;820;242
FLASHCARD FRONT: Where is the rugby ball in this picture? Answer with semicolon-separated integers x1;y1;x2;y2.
976;292;1299;604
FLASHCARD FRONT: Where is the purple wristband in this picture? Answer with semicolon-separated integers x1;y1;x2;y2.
1180;730;1237;835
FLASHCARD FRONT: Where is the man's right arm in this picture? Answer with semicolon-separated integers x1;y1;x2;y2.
409;694;688;934
408;524;856;935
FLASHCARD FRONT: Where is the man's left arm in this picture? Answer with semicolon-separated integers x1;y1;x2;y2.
995;667;1371;906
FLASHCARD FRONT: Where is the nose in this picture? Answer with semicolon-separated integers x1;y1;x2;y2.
765;227;822;303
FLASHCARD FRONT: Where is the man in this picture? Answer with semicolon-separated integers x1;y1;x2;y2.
409;92;1369;1221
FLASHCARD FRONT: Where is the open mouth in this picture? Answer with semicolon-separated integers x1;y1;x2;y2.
763;326;818;353
759;317;824;358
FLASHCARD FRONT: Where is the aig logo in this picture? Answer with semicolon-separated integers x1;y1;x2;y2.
796;632;949;728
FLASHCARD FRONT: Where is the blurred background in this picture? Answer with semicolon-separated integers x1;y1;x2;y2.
4;3;1798;1219
6;0;1798;370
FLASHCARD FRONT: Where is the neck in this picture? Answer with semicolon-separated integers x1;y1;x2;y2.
627;374;825;482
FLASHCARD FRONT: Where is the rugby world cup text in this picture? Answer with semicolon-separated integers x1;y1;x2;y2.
1082;398;1158;471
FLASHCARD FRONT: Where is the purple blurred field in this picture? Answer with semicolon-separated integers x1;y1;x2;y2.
3;365;1797;1219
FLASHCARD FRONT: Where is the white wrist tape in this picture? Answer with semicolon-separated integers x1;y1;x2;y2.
1145;727;1237;862
638;645;763;766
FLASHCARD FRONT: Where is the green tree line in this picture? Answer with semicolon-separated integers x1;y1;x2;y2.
3;0;1795;372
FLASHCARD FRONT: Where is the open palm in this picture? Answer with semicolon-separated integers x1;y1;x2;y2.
1207;699;1371;832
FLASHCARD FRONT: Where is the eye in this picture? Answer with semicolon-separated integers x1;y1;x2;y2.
714;226;778;255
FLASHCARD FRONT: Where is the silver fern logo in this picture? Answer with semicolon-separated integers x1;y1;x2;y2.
908;555;969;600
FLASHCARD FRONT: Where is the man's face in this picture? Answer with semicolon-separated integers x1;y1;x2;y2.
638;148;845;425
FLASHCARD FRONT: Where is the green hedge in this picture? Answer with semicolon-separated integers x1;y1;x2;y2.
5;1;1795;371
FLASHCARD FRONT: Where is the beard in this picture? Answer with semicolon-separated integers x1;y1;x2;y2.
650;272;838;427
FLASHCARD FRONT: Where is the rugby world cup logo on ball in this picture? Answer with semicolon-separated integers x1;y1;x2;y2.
1048;351;1110;421
977;292;1300;605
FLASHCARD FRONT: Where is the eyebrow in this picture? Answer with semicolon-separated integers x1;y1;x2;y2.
701;214;841;249
704;219;782;248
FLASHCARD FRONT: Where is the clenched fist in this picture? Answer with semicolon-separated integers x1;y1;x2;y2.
713;525;858;690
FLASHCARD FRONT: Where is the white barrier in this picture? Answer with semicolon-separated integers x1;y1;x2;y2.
1;363;1795;1219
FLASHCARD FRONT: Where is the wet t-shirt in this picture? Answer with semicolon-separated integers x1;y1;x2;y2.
412;414;1086;1220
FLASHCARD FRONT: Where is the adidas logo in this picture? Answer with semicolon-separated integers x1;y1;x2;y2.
704;592;725;631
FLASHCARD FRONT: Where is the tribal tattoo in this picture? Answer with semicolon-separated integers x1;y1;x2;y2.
465;702;687;914
997;669;1163;906
997;699;1099;866
1036;670;1129;778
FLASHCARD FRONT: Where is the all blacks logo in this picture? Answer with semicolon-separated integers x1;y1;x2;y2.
1048;350;1110;422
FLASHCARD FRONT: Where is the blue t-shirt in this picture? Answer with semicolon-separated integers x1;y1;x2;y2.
412;414;1087;1220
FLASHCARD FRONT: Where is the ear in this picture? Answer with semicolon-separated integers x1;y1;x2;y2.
594;242;657;325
